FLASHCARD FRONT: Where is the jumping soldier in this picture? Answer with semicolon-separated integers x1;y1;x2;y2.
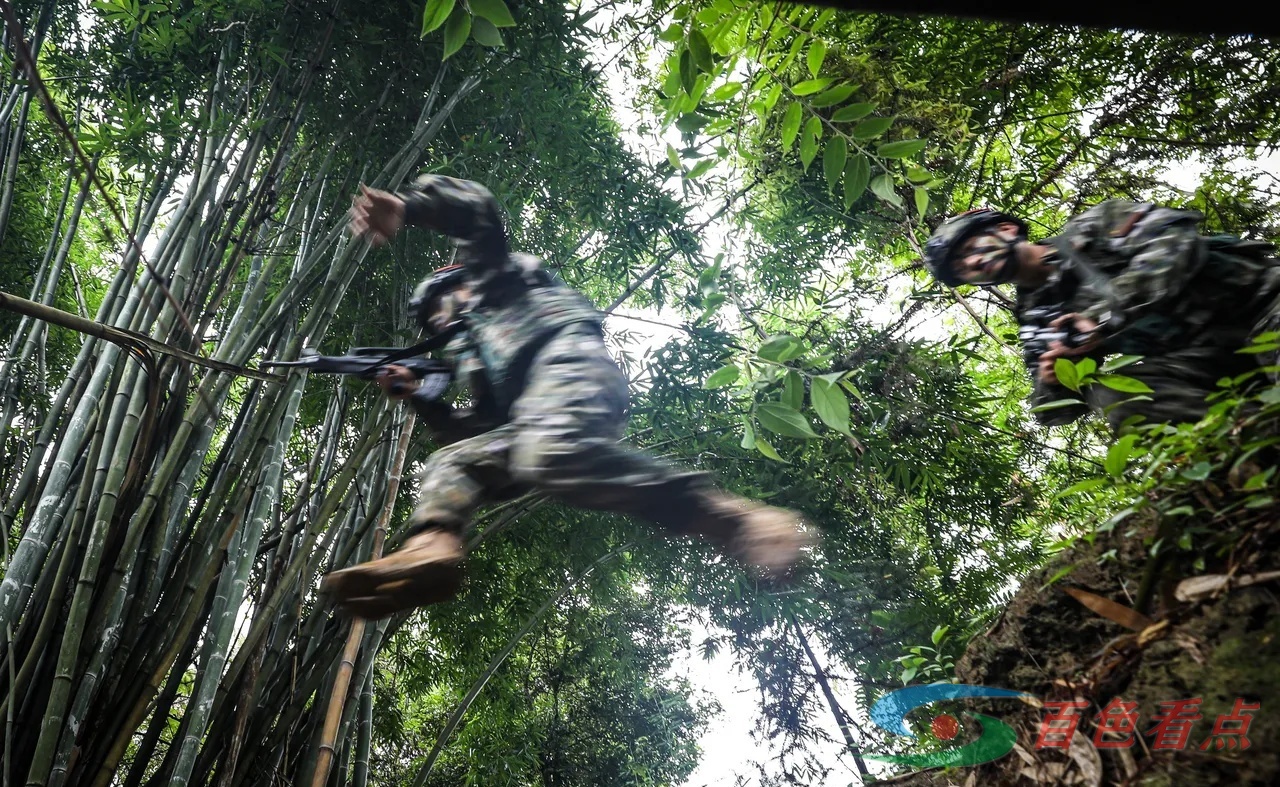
321;176;813;619
922;200;1280;431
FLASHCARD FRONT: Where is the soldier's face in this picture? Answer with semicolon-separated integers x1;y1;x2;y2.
955;223;1023;283
427;285;472;333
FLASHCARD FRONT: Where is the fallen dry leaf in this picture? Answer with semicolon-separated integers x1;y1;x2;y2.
1063;586;1156;632
1175;570;1280;602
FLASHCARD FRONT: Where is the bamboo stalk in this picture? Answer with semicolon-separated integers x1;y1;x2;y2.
309;411;416;787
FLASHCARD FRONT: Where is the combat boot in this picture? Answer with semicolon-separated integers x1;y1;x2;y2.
320;528;465;619
683;490;813;578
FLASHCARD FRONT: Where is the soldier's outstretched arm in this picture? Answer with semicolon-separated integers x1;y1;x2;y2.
398;175;508;266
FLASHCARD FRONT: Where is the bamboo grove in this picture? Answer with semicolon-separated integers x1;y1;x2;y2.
4;1;1280;786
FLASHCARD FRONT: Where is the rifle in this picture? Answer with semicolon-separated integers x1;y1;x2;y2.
262;322;466;399
1018;305;1095;367
261;348;454;399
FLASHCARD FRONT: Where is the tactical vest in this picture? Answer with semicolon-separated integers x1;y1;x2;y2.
1045;234;1279;357
460;279;605;415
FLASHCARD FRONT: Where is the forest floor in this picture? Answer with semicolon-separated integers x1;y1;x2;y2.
872;406;1280;787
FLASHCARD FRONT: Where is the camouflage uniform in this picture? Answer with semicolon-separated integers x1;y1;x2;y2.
1019;199;1280;430
397;174;727;535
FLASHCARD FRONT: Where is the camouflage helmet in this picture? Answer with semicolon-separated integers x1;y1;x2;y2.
924;208;1027;286
409;264;468;333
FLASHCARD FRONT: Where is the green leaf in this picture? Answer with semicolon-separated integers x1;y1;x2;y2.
1075;357;1097;379
1029;398;1084;413
783;370;804;409
811;84;857;108
806;39;826;77
658;23;683;42
686;158;716;179
1096;374;1154;394
791;78;834;96
799;117;822;171
758;334;807;362
442;8;470;59
831;103;875;122
877;139;926;158
675;112;709;133
1105;434;1139;478
1101;354;1143;373
757;403;819;439
712;81;742;100
1181;461;1213;481
421;0;456;35
1039;564;1077;590
470;16;503;47
688;28;713;72
822;136;847;193
666;144;682;172
852;116;894;139
740;416;757;449
679;49;696;94
913;187;928;217
705;365;740;389
1237;342;1280;354
901;665;918;684
843;154;869;209
755;437;789;463
780;101;803;151
1054;478;1109;498
1054;357;1081;392
469;0;516;27
869;173;901;207
931;625;949;645
906;166;932;183
811;377;852;435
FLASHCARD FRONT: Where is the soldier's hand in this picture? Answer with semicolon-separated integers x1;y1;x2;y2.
349;184;405;247
376;365;420;399
1045;313;1102;357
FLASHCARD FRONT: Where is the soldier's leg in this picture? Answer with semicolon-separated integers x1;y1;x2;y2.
508;327;811;576
321;428;522;617
1085;350;1243;432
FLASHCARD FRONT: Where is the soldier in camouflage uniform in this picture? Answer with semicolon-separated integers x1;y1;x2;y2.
322;176;812;619
923;201;1280;432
